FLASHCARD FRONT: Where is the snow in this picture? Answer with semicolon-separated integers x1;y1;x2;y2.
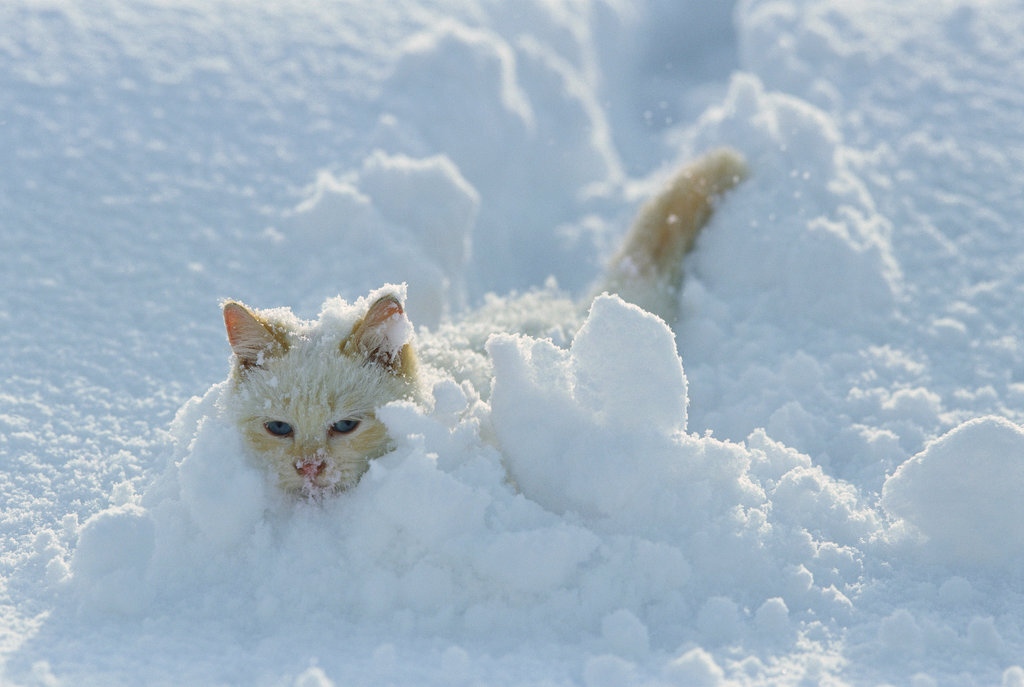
3;0;1024;685
882;416;1024;568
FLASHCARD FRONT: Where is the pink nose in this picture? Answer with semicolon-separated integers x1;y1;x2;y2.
296;459;326;479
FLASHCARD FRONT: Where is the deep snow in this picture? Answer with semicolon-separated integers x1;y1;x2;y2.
3;0;1024;685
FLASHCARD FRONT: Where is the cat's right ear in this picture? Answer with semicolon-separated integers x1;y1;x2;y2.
223;301;281;367
343;294;416;377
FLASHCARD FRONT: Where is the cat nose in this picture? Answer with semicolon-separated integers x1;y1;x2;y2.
296;458;326;479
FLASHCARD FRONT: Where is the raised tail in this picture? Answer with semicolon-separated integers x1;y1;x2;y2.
594;147;747;323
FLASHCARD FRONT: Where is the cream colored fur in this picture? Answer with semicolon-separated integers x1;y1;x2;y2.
223;296;417;496
222;148;746;496
598;147;747;322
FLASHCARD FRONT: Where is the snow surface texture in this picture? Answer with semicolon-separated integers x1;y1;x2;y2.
3;0;1024;685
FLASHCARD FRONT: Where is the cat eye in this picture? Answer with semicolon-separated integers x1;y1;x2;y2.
330;419;361;435
264;420;294;437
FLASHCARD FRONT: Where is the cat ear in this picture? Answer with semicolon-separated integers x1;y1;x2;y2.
223;301;283;367
344;294;416;376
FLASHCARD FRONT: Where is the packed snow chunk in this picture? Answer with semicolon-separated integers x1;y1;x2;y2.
71;503;153;581
176;400;269;549
572;295;687;432
488;294;705;520
70;503;154;614
882;416;1024;566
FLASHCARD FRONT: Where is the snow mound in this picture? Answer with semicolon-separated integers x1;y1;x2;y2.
882;416;1024;567
670;73;922;480
69;504;154;616
686;72;901;330
284;150;478;327
488;294;693;518
376;18;621;294
68;294;872;659
69;292;874;666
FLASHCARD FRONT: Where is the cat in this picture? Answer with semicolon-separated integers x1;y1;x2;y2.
222;148;747;496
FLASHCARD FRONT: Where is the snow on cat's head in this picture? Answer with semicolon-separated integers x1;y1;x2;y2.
221;287;418;496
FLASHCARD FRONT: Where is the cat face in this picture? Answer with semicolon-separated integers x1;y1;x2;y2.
222;295;417;496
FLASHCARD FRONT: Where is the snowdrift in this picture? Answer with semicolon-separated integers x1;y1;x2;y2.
67;293;874;684
4;0;1024;685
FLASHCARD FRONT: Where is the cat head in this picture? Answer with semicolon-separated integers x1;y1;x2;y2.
222;293;418;496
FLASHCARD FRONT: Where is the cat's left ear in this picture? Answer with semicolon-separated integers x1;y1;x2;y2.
344;295;416;377
223;301;285;367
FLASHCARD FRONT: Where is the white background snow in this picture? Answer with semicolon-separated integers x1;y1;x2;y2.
2;0;1024;685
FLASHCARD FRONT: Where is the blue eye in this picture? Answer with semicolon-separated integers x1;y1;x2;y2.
264;420;293;437
330;419;360;435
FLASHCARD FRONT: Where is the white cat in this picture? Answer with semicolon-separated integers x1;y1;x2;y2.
222;149;747;496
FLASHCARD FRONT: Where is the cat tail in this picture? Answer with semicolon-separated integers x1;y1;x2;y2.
593;147;747;324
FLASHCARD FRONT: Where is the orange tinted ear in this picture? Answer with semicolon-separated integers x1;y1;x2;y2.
363;295;403;327
223;301;282;367
344;295;415;375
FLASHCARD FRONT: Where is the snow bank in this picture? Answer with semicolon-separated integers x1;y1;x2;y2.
374;16;622;294
688;73;901;328
283;150;478;328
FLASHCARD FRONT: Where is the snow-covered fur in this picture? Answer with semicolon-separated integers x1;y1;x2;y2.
222;148;746;495
598;148;748;322
223;294;417;495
